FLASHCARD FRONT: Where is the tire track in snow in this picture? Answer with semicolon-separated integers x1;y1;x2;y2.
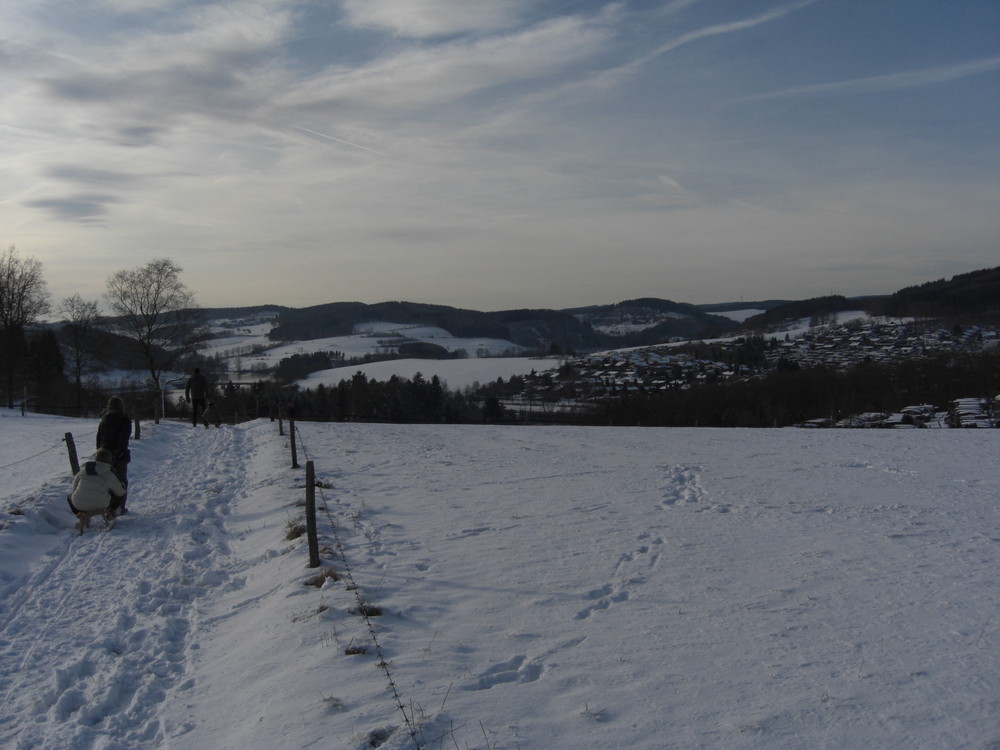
0;422;251;749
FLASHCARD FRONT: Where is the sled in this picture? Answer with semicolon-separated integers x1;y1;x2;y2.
75;509;117;534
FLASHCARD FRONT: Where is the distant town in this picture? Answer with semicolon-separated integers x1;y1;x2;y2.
496;317;1000;428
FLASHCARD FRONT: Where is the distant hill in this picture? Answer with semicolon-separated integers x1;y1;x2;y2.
564;298;739;344
696;300;792;314
738;295;862;330
737;267;1000;331
874;266;1000;318
197;266;999;351
265;299;738;352
196;304;289;320
267;301;527;344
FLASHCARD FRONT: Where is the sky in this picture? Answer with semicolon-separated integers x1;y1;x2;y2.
2;0;998;313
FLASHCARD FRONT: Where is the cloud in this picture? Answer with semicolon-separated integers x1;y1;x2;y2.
634;0;819;69
489;1;818;115
278;13;614;115
26;193;121;222
108;124;167;147
740;55;1000;101
295;126;391;157
339;0;529;38
46;165;139;187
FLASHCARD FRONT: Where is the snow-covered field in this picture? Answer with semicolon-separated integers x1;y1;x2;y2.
1;409;997;749
298;356;563;392
198;317;555;392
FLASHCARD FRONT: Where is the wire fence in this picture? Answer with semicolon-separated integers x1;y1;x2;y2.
2;410;426;748
288;419;424;750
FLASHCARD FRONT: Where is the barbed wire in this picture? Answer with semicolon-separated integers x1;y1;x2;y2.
290;420;424;750
0;435;76;474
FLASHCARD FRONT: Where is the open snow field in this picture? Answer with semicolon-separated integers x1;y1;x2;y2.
1;409;997;749
297;356;563;392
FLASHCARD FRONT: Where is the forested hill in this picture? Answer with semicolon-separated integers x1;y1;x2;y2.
739;266;1000;330
196;266;999;349
740;295;860;330
875;266;1000;318
264;299;738;351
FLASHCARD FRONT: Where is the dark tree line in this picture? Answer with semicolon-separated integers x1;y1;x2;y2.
598;350;1000;427
875;266;1000;318
279;371;483;423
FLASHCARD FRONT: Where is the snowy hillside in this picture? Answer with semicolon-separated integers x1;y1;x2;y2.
198;314;557;391
1;410;997;749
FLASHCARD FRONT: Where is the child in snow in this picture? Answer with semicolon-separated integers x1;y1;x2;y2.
67;448;127;530
202;401;222;428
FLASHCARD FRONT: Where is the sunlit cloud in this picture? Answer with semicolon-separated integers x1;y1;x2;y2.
340;0;530;38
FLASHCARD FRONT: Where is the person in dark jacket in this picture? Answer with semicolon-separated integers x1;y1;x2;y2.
96;395;132;514
185;368;210;427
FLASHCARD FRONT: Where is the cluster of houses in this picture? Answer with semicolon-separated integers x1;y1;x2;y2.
501;318;999;426
948;397;996;429
764;319;999;370
804;397;998;429
513;348;752;404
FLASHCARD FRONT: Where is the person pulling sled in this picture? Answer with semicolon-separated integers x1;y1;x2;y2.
97;395;132;513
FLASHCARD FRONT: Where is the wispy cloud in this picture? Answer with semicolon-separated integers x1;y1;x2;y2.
339;0;529;38
278;13;613;114
526;1;819;103
634;0;819;69
295;126;391;157
740;55;1000;101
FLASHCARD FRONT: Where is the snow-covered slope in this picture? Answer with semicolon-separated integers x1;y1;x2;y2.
198;316;549;390
1;410;997;749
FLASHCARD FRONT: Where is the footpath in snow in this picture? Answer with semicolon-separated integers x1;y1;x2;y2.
0;412;998;749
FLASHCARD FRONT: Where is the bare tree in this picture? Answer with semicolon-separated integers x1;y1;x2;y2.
58;293;103;410
104;258;208;407
0;245;51;408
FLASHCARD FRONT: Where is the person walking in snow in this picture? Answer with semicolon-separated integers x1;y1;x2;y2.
67;448;127;531
185;367;210;427
96;395;132;514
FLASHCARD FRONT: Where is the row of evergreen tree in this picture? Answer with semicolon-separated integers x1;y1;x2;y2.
230;347;997;428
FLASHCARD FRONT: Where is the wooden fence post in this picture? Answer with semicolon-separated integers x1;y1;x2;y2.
289;419;299;469
65;432;80;475
305;461;319;568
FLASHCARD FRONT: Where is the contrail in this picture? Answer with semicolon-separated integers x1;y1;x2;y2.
740;55;1000;102
0;183;46;207
295;126;390;157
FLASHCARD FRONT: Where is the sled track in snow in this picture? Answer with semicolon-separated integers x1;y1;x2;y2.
0;423;252;749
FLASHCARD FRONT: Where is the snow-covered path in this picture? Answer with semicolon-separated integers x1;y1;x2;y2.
1;414;997;749
0;422;262;749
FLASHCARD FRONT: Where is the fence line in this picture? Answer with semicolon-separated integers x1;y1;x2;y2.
288;420;423;750
0;437;72;474
2;407;145;498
